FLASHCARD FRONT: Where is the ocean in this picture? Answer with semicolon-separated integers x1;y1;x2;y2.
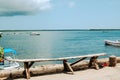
0;30;120;65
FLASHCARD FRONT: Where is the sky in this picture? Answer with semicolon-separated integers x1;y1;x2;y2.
0;0;120;30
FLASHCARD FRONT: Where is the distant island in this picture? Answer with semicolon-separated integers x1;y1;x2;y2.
0;29;120;32
89;29;120;31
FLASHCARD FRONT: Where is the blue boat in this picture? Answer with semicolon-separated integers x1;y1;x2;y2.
0;48;19;70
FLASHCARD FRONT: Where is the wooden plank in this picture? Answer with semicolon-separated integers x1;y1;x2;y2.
70;57;87;66
6;53;106;62
29;62;34;68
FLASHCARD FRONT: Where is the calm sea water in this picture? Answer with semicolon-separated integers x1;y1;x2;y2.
0;30;120;65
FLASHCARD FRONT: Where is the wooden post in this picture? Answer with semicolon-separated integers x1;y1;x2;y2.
63;60;74;74
109;55;117;67
89;56;99;70
24;62;30;79
63;60;68;71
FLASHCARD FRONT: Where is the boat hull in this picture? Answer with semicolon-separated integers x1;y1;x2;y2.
105;40;120;47
0;57;19;70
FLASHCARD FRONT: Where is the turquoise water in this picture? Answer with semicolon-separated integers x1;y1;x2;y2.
0;30;120;65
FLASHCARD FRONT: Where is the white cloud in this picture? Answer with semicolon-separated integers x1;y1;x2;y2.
69;1;75;8
0;0;51;16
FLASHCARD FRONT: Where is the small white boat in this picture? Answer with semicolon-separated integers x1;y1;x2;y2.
105;40;120;47
0;48;19;70
30;32;40;35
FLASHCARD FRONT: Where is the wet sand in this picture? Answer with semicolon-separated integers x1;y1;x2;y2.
14;64;120;80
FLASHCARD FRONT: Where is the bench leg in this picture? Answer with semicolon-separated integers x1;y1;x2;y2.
24;62;34;79
89;56;99;70
63;60;74;74
24;62;30;79
94;62;99;70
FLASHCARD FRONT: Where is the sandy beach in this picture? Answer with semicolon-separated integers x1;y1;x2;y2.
14;63;120;80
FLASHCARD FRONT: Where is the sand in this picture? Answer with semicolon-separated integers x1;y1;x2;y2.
14;64;120;80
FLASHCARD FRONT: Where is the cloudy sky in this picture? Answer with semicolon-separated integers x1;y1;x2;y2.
0;0;120;30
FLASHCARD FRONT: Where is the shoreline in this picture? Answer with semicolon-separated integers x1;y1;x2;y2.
14;63;120;80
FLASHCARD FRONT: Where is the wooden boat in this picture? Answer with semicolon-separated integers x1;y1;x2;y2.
105;40;120;47
0;48;19;70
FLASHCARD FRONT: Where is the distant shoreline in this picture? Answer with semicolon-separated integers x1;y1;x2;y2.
0;29;120;32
